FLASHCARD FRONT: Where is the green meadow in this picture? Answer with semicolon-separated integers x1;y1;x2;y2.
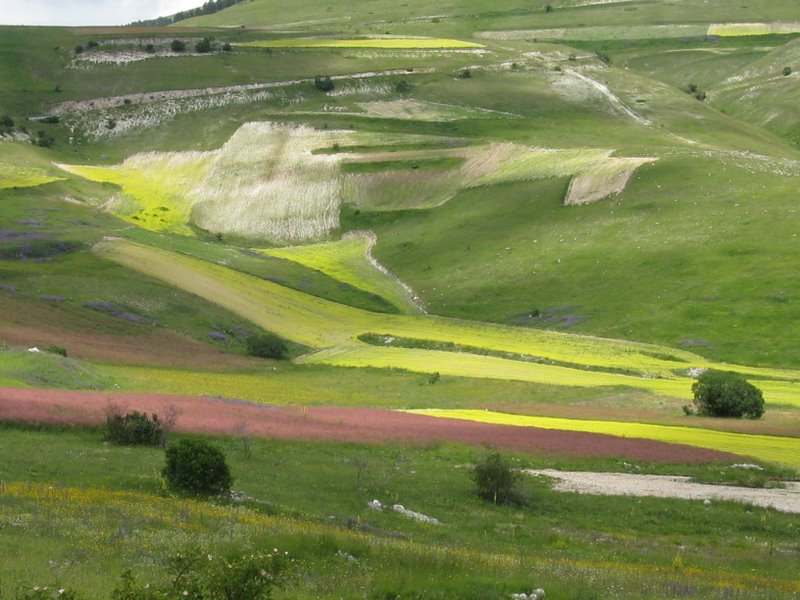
3;0;800;596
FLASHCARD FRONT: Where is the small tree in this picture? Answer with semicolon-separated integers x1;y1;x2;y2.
783;66;792;76
163;439;233;495
246;333;288;359
222;42;232;52
313;75;335;92
31;130;54;148
170;39;186;52
692;370;765;419
195;37;213;53
472;452;523;505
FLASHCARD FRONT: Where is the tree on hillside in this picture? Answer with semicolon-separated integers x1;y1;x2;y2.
472;452;524;505
246;333;288;359
163;439;233;495
171;39;186;52
314;75;335;92
195;37;214;53
691;370;765;419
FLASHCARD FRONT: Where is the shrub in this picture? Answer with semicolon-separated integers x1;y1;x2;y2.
112;547;291;600
87;40;99;49
106;408;164;446
313;75;335;92
783;66;792;76
46;344;67;357
195;37;213;53
170;39;186;52
0;115;14;128
222;42;232;51
692;370;765;419
163;439;232;495
472;452;523;505
31;130;54;148
74;44;84;54
144;43;156;53
246;333;288;359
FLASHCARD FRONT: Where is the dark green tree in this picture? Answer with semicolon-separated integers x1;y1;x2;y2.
246;333;288;359
313;75;335;92
163;439;233;495
170;39;186;52
692;370;765;418
195;37;213;53
472;452;523;505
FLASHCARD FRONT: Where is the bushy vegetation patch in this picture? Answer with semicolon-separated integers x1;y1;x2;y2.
246;333;288;359
692;370;765;419
105;408;165;446
163;439;233;496
472;452;524;505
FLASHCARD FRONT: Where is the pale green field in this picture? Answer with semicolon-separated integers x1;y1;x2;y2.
60;123;347;242
564;157;657;206
263;236;421;314
708;22;800;36
240;38;484;49
477;24;708;42
95;239;800;407
0;164;63;189
472;146;612;187
408;409;800;469
478;23;800;42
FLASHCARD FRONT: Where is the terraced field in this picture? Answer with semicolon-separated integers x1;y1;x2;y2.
410;409;800;469
95;239;800;407
241;37;484;49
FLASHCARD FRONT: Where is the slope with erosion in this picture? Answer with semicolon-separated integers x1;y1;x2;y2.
709;36;800;147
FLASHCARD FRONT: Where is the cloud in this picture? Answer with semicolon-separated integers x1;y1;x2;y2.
0;0;204;26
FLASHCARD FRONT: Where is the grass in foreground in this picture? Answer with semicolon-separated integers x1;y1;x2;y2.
1;424;798;598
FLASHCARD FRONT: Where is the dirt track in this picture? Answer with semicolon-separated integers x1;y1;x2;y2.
0;387;739;464
525;469;800;514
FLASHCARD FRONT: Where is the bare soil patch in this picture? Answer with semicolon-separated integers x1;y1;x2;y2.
525;469;800;514
0;388;738;464
0;295;259;370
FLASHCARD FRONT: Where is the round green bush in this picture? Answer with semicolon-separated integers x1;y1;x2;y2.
163;439;233;495
691;370;765;419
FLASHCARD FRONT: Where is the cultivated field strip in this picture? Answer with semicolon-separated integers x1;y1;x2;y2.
0;164;63;190
477;22;800;42
564;157;657;205
95;240;800;405
240;37;485;49
263;234;422;314
408;410;800;469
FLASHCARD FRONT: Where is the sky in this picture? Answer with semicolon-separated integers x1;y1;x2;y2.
0;0;205;26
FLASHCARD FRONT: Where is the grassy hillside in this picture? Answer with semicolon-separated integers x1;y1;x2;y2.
3;2;800;596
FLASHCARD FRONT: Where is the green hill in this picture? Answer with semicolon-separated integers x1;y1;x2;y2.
2;1;800;596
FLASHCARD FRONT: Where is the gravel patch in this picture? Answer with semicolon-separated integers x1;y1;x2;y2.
525;469;800;514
